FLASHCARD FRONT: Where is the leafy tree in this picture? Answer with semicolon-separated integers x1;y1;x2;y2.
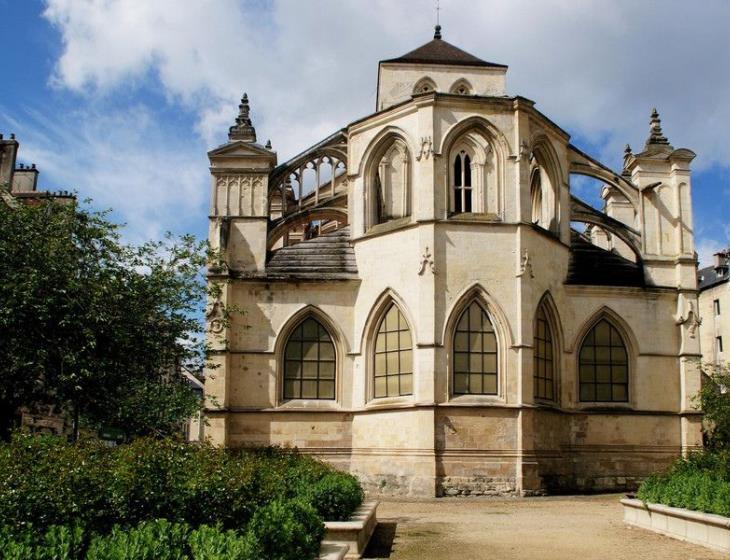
0;193;208;440
696;362;730;450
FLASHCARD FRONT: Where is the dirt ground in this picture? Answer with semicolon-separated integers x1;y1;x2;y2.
363;494;726;560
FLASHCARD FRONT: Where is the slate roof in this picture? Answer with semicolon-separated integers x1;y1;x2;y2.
698;265;730;291
566;231;645;287
380;38;507;69
266;226;357;278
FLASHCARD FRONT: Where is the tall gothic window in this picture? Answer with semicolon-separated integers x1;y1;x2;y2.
373;304;413;398
283;317;336;400
453;151;472;213
579;319;628;402
534;305;555;401
453;301;498;395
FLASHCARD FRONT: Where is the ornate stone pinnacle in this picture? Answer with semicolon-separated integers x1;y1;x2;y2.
622;144;632;177
645;107;670;147
265;139;272;150
228;92;257;143
434;24;442;40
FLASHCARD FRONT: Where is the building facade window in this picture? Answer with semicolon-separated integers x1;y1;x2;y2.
283;317;336;400
534;305;555;401
374;139;410;224
453;151;472;213
579;319;629;402
714;299;721;316
453;301;498;395
374;304;413;398
718;336;724;354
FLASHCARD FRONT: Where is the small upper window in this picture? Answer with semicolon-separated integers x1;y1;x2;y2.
714;299;721;316
413;77;437;96
449;79;473;96
453;150;472;213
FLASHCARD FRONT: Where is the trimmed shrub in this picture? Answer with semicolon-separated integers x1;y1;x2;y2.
86;520;190;560
188;524;261;560
637;451;730;516
247;499;324;560
0;434;364;559
306;472;365;521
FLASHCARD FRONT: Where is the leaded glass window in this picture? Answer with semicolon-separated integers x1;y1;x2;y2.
534;306;555;401
453;301;498;395
283;318;336;400
373;304;413;398
579;319;628;402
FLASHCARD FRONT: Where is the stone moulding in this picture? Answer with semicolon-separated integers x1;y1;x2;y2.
621;497;730;553
319;542;349;560
321;501;379;559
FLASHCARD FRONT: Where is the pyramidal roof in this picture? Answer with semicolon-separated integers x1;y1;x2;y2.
380;26;507;69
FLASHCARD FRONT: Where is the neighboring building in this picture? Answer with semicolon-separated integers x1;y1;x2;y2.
203;27;703;496
0;133;74;206
698;250;729;366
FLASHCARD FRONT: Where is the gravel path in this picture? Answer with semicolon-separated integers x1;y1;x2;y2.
363;494;725;560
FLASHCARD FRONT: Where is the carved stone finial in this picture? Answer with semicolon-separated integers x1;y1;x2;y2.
418;246;436;275
228;92;257;143
517;249;534;278
434;24;442;40
622;144;633;177
265;139;272;150
645;107;670;148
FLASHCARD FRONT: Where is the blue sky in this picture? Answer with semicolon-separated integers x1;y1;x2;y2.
1;0;729;264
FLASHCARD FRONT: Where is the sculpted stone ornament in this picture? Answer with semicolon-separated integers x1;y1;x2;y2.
206;292;226;334
418;245;436;275
416;136;433;161
517;249;534;278
674;295;702;339
518;140;532;161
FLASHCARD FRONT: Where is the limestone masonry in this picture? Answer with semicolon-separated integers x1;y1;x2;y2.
203;27;704;496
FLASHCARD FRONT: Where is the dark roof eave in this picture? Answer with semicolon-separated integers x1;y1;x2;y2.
379;57;508;69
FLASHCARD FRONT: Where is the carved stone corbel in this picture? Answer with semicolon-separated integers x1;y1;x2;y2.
516;249;534;278
418;245;436;275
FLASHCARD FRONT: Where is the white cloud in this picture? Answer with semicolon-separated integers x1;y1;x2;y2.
1;104;208;243
42;0;730;170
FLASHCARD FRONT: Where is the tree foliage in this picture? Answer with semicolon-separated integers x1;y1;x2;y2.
697;362;730;450
0;196;207;439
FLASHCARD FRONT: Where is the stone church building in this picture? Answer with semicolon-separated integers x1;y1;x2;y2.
204;27;703;496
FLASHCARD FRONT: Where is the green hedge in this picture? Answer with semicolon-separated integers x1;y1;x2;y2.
0;434;362;559
637;450;730;517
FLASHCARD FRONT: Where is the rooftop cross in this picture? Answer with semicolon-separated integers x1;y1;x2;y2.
434;0;442;39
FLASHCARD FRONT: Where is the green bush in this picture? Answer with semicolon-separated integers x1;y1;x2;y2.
637;451;730;516
0;434;363;559
188;524;260;560
306;472;365;521
247;500;324;560
86;520;190;560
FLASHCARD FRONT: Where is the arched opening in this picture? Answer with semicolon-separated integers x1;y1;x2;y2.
530;168;543;226
453;300;498;395
578;318;629;403
450;78;473;96
453;150;472;213
282;316;336;400
373;303;413;398
413;77;437;95
534;303;557;401
365;135;412;229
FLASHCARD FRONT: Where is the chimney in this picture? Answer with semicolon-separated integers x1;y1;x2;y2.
0;133;19;187
715;250;730;277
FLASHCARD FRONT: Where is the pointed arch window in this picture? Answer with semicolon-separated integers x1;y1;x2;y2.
579;319;628;402
283;317;336;400
453;151;472;213
453;301;498;395
534;305;556;401
373;304;413;398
